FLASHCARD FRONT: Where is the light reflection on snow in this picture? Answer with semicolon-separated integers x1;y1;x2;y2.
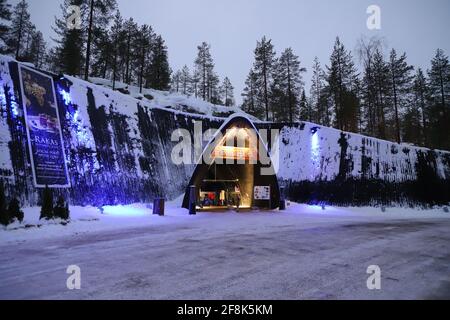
310;130;320;179
308;205;324;211
59;89;71;105
306;204;349;215
102;205;150;217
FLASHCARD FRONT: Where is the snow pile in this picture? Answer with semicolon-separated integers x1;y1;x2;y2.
88;77;255;120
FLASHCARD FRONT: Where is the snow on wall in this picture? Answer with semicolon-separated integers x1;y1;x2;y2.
1;55;449;207
258;121;450;206
276;123;450;182
0;55;230;206
0;58;14;179
54;70;237;206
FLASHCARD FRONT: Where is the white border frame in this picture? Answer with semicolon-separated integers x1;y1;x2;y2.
18;64;71;188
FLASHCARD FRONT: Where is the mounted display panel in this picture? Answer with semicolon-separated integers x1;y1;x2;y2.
18;65;70;188
254;186;270;200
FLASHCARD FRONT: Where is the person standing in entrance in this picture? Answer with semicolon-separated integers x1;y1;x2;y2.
235;185;241;212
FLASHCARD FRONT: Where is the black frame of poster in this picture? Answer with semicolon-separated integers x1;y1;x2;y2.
17;64;70;188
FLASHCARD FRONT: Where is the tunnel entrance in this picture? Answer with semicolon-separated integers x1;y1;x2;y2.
182;115;280;211
198;164;254;210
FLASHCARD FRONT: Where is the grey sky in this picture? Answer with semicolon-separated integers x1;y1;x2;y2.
11;0;450;104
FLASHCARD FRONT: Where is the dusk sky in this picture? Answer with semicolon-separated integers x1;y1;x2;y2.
11;0;450;104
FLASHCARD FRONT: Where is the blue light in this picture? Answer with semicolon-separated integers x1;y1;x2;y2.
1;89;20;117
59;89;71;105
10;100;19;117
311;131;319;150
101;205;150;217
310;127;320;180
11;97;20;117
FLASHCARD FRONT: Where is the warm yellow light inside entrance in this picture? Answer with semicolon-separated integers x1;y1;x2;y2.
211;146;257;161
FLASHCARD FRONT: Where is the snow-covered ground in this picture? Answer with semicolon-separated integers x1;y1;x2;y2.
1;199;449;300
0;195;189;244
1;197;448;244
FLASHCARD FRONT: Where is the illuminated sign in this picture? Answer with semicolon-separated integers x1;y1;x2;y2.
18;65;70;188
211;146;257;161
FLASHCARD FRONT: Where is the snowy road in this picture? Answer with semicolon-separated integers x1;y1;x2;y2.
1;206;450;300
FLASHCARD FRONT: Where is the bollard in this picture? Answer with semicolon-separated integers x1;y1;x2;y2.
153;198;165;216
279;186;286;210
189;185;197;215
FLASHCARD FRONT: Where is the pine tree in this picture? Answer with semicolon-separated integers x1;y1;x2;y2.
179;65;191;95
388;49;414;143
221;77;234;106
28;31;47;68
110;11;125;90
269;60;285;122
0;182;8;226
7;198;23;223
356;37;383;137
40;186;53;220
53;0;86;76
122;18;138;84
371;49;391;139
427;49;450;149
54;196;70;220
147;35;171;91
402;99;423;146
428;49;450;112
171;70;182;92
253;36;276;121
310;57;328;125
241;69;264;118
299;90;310;122
412;68;429;145
90;28;113;78
326;37;359;132
207;70;221;104
44;47;59;72
0;0;11;53
84;0;117;80
191;69;200;98
8;0;33;60
194;42;215;102
136;24;154;93
22;23;36;60
272;48;306;122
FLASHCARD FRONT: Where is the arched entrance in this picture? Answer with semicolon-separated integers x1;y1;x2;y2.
182;115;280;211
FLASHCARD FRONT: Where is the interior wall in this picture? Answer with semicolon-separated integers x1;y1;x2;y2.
203;163;254;207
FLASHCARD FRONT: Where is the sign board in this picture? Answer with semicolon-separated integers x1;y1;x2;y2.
212;146;258;162
254;186;270;200
18;65;70;188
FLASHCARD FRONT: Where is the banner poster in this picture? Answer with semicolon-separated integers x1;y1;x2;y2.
18;65;70;188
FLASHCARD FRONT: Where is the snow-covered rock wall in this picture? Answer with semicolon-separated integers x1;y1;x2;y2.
0;56;228;206
1;55;449;207
259;122;450;206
